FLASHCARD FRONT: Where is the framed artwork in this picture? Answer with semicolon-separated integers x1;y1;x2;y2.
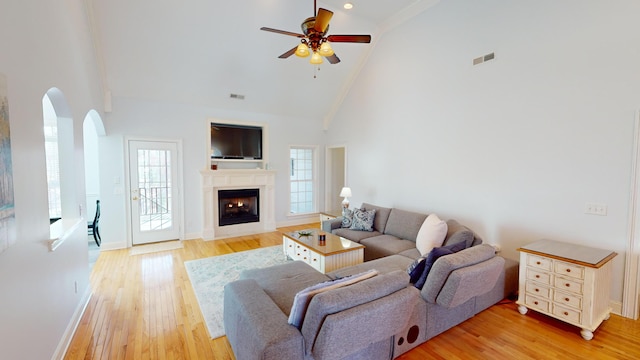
0;73;16;254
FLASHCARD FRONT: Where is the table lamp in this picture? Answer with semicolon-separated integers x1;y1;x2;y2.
340;187;352;208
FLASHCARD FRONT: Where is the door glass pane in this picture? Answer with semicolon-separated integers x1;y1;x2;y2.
138;149;172;231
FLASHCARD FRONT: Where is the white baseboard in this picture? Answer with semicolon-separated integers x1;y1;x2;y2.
184;232;201;240
52;286;92;360
611;300;623;316
100;241;127;251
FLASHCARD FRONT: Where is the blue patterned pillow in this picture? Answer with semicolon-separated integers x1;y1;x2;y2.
349;208;376;231
341;208;354;228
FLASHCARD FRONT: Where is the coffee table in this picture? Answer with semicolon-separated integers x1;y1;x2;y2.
282;229;365;274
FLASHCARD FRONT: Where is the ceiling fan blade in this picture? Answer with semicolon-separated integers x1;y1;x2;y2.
260;27;305;38
326;53;341;64
327;34;372;43
278;46;298;59
314;8;333;33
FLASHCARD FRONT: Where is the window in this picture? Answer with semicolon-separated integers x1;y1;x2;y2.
289;146;317;214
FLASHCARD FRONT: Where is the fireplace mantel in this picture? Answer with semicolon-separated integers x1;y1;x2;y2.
200;169;276;239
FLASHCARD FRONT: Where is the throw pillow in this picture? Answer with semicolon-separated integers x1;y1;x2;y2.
415;214;448;256
288;269;379;328
349;208;376;232
407;256;428;284
341;208;354;228
413;241;467;289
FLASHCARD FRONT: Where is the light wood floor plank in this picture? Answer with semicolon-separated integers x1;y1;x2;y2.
65;223;640;360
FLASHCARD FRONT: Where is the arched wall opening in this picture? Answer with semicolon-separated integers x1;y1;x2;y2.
43;88;77;223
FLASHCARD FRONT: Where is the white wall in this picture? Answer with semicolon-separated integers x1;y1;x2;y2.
327;0;640;304
98;97;326;249
0;0;103;358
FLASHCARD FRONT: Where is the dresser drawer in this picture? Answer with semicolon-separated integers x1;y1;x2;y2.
554;276;583;294
552;304;582;324
554;290;583;310
555;261;585;280
525;281;551;299
526;268;551;285
527;255;552;271
525;295;550;312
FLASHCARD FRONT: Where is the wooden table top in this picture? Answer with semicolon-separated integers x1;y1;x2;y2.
283;229;364;256
517;239;617;268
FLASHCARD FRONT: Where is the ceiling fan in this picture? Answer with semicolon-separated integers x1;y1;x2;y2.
260;0;371;65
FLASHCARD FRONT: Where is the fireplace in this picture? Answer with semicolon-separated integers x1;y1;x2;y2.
218;189;259;226
201;169;275;240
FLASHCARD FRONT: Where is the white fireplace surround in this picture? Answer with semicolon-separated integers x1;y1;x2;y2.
201;169;276;239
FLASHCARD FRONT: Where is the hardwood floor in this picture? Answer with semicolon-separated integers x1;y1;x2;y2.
65;223;640;360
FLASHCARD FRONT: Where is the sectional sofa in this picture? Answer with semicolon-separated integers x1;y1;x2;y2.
223;203;519;360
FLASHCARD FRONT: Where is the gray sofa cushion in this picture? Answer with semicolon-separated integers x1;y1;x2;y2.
361;203;392;233
361;235;418;261
442;220;476;248
332;228;381;242
383;209;428;242
240;261;330;315
398;247;421;260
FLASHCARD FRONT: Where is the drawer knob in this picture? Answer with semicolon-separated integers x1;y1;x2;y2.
313;259;317;262
304;257;307;260
535;275;540;278
536;261;541;265
566;269;571;273
565;283;570;287
565;297;570;302
563;311;569;316
535;288;539;292
534;301;539;305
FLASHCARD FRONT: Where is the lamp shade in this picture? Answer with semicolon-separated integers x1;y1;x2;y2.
310;51;323;64
339;187;352;198
295;43;310;57
319;41;334;56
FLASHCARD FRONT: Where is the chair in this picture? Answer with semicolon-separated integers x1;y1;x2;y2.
87;200;101;247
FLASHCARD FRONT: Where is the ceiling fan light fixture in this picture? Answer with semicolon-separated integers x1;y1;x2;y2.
319;41;334;56
295;43;310;57
310;51;323;64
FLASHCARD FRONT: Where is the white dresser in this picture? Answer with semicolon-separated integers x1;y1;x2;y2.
516;239;616;340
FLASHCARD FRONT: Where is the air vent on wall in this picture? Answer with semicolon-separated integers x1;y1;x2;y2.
229;93;245;100
473;52;495;66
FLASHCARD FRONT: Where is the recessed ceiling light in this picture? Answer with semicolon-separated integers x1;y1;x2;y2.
344;3;354;10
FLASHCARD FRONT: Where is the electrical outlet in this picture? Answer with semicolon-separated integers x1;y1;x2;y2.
585;202;608;216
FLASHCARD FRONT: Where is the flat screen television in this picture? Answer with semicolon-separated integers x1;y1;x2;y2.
210;123;263;160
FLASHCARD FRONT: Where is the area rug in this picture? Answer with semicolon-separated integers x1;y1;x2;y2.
129;240;183;256
184;246;290;339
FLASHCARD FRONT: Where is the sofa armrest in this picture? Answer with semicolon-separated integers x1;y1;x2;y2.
224;279;304;360
321;217;343;233
435;256;505;308
421;244;496;304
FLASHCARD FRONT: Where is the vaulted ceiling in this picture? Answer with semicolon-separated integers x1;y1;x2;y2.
87;0;439;124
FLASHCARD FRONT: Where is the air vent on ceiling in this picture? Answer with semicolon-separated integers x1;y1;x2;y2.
230;93;245;100
473;52;495;66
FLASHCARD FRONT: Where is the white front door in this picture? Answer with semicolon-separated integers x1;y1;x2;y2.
128;140;181;245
